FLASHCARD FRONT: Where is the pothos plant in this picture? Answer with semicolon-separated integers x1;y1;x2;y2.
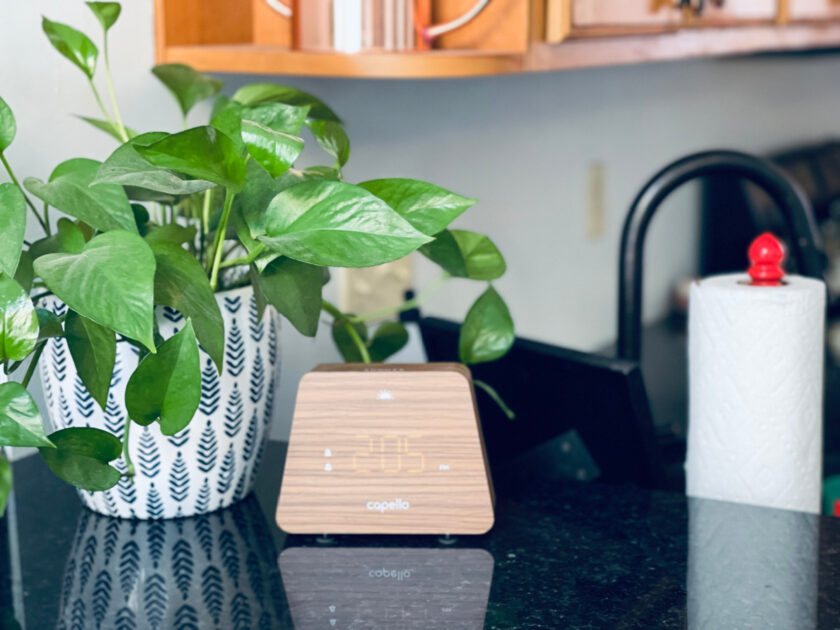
0;1;514;510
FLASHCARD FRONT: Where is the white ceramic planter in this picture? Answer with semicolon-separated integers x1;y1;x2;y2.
39;285;279;519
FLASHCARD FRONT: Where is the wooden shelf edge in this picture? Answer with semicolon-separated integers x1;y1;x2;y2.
162;23;840;79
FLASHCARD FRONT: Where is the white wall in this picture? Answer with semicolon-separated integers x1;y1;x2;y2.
4;1;840;437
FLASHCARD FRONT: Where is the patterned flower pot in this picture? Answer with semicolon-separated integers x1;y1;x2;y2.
39;285;279;519
57;495;289;629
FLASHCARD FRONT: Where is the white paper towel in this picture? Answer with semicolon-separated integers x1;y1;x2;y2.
687;497;818;630
687;273;825;513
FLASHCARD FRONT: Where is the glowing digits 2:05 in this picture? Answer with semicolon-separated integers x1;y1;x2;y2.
353;434;424;473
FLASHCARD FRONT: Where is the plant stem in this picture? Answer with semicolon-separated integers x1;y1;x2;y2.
322;300;371;364
43;203;51;236
121;418;135;478
0;152;49;234
209;189;235;291
201;189;212;265
473;378;516;420
102;35;129;143
219;243;266;269
351;272;450;323
87;78;116;128
21;342;45;389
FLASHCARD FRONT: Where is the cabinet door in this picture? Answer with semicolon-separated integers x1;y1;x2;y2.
571;0;679;31
789;0;840;20
687;0;778;25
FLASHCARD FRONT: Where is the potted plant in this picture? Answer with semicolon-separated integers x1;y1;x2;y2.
0;1;514;519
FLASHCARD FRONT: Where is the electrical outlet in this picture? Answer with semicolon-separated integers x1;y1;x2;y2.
586;161;605;240
338;257;414;317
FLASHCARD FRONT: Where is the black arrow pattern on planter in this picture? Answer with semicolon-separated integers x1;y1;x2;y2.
249;439;267;489
263;375;275;427
225;320;245;377
92;570;112;629
102;490;118;517
249;350;264;404
63;559;76;603
197;422;218;473
138;428;161;478
143;573;167;630
52;337;67;382
219;529;239;586
146;484;163;519
118;540;140;601
58;390;72;429
169;452;189;503
114;607;136;630
171;538;194;600
223;294;242;314
71;597;85;630
161;305;183;323
167;425;190;449
248;297;263;343
195;477;211;515
268;571;285;619
110;361;122;389
103;519;120;565
231;592;251;630
148;519;165;569
243;411;258;462
233;470;248;502
198;359;220;416
268;317;277;366
42;363;54;408
116;476;136;505
195;514;214;562
224;384;244;438
103;392;123;438
217;445;236;496
201;565;223;625
73;375;95;418
173;604;199;630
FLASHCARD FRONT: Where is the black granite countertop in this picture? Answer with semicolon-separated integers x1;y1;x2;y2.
4;441;840;629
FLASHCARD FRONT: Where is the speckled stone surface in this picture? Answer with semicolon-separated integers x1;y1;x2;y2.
6;441;840;628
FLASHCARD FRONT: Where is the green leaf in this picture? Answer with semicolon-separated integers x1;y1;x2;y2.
95;132;215;198
0;275;38;362
0;184;25;276
76;115;136;142
252;257;321;337
136;127;247;192
125;320;201;435
235;160;303;240
144;223;197;247
232;84;341;122
306;120;349;169
368;321;409;362
458;286;514;364
39;427;121;491
152;64;223;118
0;382;52;448
150;242;224;371
86;2;121;31
210;97;310;152
34;231;156;351
0;96;16;151
42;18;98;79
36;308;64;340
259;180;431;267
24;158;137;233
0;455;11;517
420;230;506;280
65;310;116;410
332;319;368;363
56;218;86;254
242;120;304;178
359;179;476;236
13;252;33;293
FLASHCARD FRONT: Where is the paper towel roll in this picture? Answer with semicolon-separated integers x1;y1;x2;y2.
687;273;825;513
687;496;818;630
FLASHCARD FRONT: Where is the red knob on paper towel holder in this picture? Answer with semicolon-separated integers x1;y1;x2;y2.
747;232;785;286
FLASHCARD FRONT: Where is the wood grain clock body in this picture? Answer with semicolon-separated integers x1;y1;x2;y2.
276;363;495;535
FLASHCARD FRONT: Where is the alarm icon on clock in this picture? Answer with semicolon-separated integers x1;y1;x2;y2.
276;363;495;535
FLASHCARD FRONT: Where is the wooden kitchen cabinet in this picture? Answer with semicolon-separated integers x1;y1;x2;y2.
788;0;840;20
683;0;779;26
570;0;679;35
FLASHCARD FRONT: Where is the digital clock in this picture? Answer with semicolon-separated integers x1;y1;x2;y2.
276;364;495;535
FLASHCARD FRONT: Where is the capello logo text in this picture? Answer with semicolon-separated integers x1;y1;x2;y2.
366;498;410;513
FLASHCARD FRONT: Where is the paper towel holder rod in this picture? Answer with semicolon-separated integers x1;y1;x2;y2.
618;150;826;363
